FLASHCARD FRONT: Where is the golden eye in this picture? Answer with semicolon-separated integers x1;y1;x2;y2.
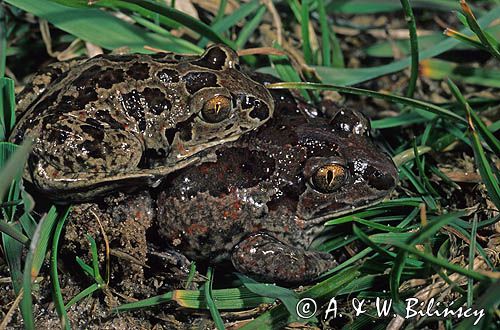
310;164;346;193
201;95;232;123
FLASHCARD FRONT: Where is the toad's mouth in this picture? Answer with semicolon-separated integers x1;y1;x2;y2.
301;194;392;228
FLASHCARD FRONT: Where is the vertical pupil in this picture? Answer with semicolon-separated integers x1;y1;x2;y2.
326;170;334;185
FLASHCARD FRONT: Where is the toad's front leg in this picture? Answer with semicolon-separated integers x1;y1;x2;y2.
231;233;337;284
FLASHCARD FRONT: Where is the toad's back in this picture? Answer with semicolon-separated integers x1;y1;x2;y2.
10;45;274;201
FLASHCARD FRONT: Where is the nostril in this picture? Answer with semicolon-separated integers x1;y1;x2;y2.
249;101;270;121
364;165;395;191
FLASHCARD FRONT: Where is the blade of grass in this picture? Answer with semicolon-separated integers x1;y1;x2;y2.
447;79;500;209
307;6;500;85
0;221;29;244
412;140;439;197
460;0;500;61
399;0;419;97
364;26;500;57
467;216;478;307
128;15;202;53
390;210;468;315
456;282;500;329
266;82;467;123
94;0;234;47
64;283;100;309
50;206;72;330
212;0;227;24
421;59;500;88
5;0;199;53
115;287;275;311
204;268;225;330
327;0;475;14
20;207;59;329
352;225;394;260
184;261;197;289
199;0;261;48
300;0;313;63
390;240;490;281
1;77;16;140
239;267;360;329
443;28;489;52
0;9;5;79
235;5;266;49
317;0;331;66
371;112;428;129
237;274;301;319
75;256;94;277
0;141;31;202
86;235;104;284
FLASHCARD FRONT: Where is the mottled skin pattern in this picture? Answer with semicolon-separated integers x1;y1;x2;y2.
156;104;398;283
10;45;274;201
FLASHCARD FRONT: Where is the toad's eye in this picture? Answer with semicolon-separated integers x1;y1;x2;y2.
201;95;232;123
310;164;347;193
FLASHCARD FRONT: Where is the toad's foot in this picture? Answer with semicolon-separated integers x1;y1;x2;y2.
231;233;337;284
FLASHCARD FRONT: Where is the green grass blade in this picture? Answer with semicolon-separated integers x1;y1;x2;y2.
18;191;37;240
0;221;29;244
300;0;313;63
447;79;500;154
0;141;31;202
371;112;427;129
467;217;478;307
364;26;500;57
204;268;225;330
211;0;260;34
75;256;94;278
444;28;490;52
455;282;500;329
2;227;24;293
213;0;227;24
0;77;16;140
29;207;59;277
390;249;409;315
460;1;500;61
128;15;202;53
20;207;59;329
399;0;419;97
390;240;489;281
421;59;500;88
199;0;260;48
0;9;5;80
312;6;500;85
466;120;500;210
412;140;439;197
6;0;197;53
86;234;104;283
269;47;311;101
235;5;266;49
352;225;394;260
97;0;234;47
447;79;500;209
65;283;100;309
327;0;472;14
50;206;72;330
237;274;300;319
239;267;360;329
115;286;275;311
267;82;467;123
0;141;26;299
114;291;173;311
317;0;331;66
